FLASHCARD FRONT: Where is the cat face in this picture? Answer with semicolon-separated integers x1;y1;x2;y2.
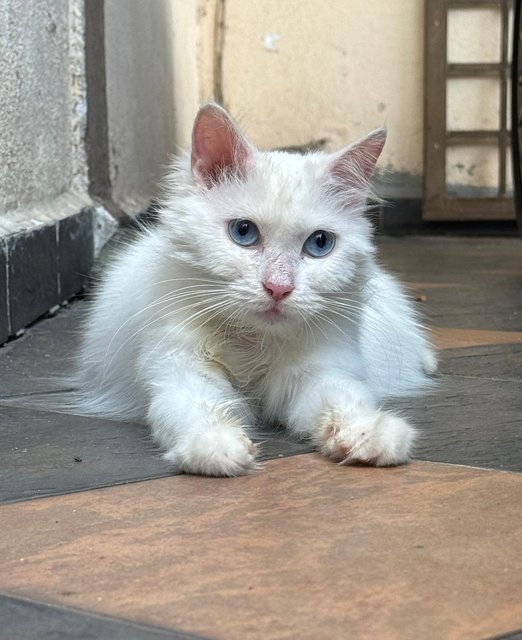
164;104;385;334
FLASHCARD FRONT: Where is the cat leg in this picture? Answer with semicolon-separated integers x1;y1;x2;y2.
143;353;257;476
286;377;415;466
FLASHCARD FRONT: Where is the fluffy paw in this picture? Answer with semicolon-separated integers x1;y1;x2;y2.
163;425;258;477
316;409;415;467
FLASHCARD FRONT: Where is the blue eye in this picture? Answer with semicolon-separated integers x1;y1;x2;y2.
303;230;336;257
228;219;260;246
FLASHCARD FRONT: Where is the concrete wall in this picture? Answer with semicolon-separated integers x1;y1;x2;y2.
0;0;178;342
0;0;88;228
104;0;177;212
0;0;96;342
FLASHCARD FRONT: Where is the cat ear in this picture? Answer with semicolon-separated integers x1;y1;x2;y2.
191;103;252;188
327;128;386;187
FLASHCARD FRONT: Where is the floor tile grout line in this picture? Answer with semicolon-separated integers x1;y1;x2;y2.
1;456;521;510
437;345;522;351
485;628;522;640
0;388;76;400
0;472;174;506
410;459;522;477
436;373;522;384
0;449;315;506
0;591;216;640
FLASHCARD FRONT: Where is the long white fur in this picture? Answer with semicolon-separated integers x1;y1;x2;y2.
76;105;436;476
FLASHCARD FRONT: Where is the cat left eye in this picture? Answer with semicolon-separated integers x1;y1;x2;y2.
302;230;336;257
228;219;260;247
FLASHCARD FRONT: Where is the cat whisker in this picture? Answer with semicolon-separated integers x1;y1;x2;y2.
140;298;240;368
298;309;325;343
102;294;231;379
101;284;230;361
149;276;232;288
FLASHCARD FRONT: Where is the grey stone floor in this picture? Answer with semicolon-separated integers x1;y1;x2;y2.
1;236;521;504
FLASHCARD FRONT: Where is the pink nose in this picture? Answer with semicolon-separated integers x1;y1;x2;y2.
263;281;294;302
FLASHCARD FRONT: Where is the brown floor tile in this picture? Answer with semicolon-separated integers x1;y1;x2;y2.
432;327;522;350
0;455;521;640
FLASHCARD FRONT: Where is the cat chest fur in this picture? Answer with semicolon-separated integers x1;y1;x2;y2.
195;327;307;419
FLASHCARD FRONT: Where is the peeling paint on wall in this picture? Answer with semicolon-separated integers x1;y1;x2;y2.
262;33;281;52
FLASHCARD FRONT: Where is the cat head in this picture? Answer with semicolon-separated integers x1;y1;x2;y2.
162;103;385;334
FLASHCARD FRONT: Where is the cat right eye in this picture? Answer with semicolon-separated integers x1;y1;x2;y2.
228;219;260;247
302;230;336;257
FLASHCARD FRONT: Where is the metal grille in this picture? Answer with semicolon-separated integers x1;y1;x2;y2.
424;0;516;220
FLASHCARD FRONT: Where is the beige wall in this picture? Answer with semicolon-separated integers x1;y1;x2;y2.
173;0;508;200
222;1;424;175
173;0;425;198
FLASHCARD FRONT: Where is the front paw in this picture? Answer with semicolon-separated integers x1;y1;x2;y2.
163;424;258;477
315;408;415;467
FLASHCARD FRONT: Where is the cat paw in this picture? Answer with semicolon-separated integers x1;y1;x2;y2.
315;409;415;466
163;426;258;477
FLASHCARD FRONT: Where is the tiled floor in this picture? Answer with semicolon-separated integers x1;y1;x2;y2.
1;235;521;639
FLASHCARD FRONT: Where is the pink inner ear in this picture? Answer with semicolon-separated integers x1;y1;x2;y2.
330;128;386;185
191;105;251;187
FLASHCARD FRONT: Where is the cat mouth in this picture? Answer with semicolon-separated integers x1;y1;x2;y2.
258;306;285;324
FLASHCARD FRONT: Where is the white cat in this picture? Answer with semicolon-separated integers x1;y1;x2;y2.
77;103;436;476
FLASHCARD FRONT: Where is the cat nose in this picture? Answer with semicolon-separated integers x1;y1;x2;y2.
263;281;294;302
